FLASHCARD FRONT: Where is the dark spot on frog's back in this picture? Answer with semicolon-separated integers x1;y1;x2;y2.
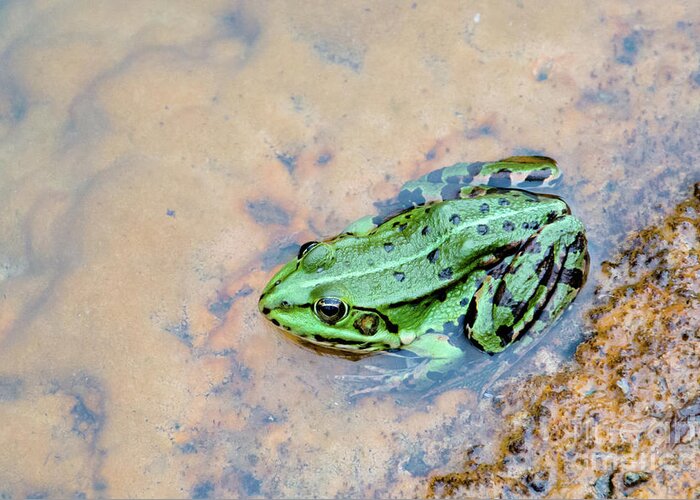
480;203;489;213
438;267;453;280
477;224;489;235
503;220;515;232
384;242;395;252
427;248;440;264
421;226;431;236
394;271;405;282
449;213;461;225
245;199;290;226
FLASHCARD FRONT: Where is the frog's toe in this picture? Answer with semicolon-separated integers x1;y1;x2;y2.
336;372;405;398
336;360;430;397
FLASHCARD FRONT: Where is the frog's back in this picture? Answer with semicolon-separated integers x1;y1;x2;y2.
318;187;571;308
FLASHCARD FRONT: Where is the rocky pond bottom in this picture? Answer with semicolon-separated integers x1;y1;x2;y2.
428;184;700;498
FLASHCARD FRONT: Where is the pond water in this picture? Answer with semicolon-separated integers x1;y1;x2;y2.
0;0;698;497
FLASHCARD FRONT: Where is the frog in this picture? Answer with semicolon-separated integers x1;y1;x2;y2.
258;156;589;393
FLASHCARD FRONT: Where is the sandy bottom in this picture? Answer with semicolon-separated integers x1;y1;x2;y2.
0;0;698;497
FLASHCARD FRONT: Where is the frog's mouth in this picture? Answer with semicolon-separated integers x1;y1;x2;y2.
275;315;389;353
280;329;383;357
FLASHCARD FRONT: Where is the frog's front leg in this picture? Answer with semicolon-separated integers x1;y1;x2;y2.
467;215;589;353
342;332;465;397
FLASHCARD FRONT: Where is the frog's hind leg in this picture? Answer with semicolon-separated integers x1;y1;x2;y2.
373;156;561;227
401;156;561;202
466;216;589;353
486;156;562;188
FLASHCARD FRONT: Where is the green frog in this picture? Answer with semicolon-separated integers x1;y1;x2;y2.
258;156;589;392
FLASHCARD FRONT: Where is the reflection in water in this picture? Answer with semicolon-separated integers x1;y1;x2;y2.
0;0;698;497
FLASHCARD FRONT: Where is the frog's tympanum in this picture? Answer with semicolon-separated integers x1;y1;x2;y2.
259;157;589;391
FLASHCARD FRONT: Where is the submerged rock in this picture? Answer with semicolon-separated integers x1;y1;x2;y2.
428;184;700;498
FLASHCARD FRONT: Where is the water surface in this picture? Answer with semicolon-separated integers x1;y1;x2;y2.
0;1;698;497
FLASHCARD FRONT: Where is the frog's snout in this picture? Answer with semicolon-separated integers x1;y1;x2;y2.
258;285;293;317
258;287;275;315
258;292;276;315
258;294;269;315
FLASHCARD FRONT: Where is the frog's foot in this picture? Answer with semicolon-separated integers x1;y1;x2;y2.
336;354;442;397
336;333;464;397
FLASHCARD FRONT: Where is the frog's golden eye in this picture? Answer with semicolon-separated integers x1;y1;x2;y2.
314;297;348;324
298;241;319;259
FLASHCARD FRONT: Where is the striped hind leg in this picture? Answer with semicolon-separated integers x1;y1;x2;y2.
372;156;562;223
465;216;589;353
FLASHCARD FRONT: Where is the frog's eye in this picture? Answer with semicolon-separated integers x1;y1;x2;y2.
298;241;319;259
301;242;335;272
313;297;348;324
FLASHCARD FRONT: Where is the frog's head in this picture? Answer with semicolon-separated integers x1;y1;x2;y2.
258;241;403;353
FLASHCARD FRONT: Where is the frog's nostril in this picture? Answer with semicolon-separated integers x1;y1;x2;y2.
281;300;291;308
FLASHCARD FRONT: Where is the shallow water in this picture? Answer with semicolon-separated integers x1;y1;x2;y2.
0;0;698;497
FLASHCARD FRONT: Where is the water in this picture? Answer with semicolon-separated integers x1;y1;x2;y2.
0;0;698;497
